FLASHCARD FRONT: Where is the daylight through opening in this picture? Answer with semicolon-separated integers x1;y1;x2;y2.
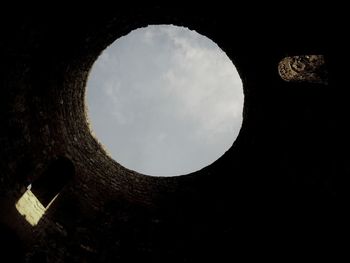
16;157;75;226
86;25;244;176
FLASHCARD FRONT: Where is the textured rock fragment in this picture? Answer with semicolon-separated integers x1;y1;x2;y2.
278;55;328;84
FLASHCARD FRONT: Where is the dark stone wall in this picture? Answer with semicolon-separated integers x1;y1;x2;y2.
0;4;348;262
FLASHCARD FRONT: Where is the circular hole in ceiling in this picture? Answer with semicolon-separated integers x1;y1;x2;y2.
86;24;244;177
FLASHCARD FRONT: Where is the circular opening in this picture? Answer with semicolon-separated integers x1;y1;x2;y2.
86;25;244;176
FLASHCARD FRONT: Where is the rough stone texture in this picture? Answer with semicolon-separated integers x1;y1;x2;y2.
0;4;348;263
278;55;328;84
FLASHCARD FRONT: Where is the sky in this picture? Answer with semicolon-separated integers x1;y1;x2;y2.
86;25;244;176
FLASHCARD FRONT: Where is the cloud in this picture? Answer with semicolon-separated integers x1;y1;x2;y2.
86;25;244;176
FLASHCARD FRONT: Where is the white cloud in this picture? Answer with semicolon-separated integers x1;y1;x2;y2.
86;25;244;176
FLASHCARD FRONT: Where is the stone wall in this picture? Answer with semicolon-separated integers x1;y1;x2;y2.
0;4;347;262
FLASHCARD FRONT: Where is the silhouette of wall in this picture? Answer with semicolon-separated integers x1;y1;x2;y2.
30;157;74;207
0;4;347;262
0;224;25;263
